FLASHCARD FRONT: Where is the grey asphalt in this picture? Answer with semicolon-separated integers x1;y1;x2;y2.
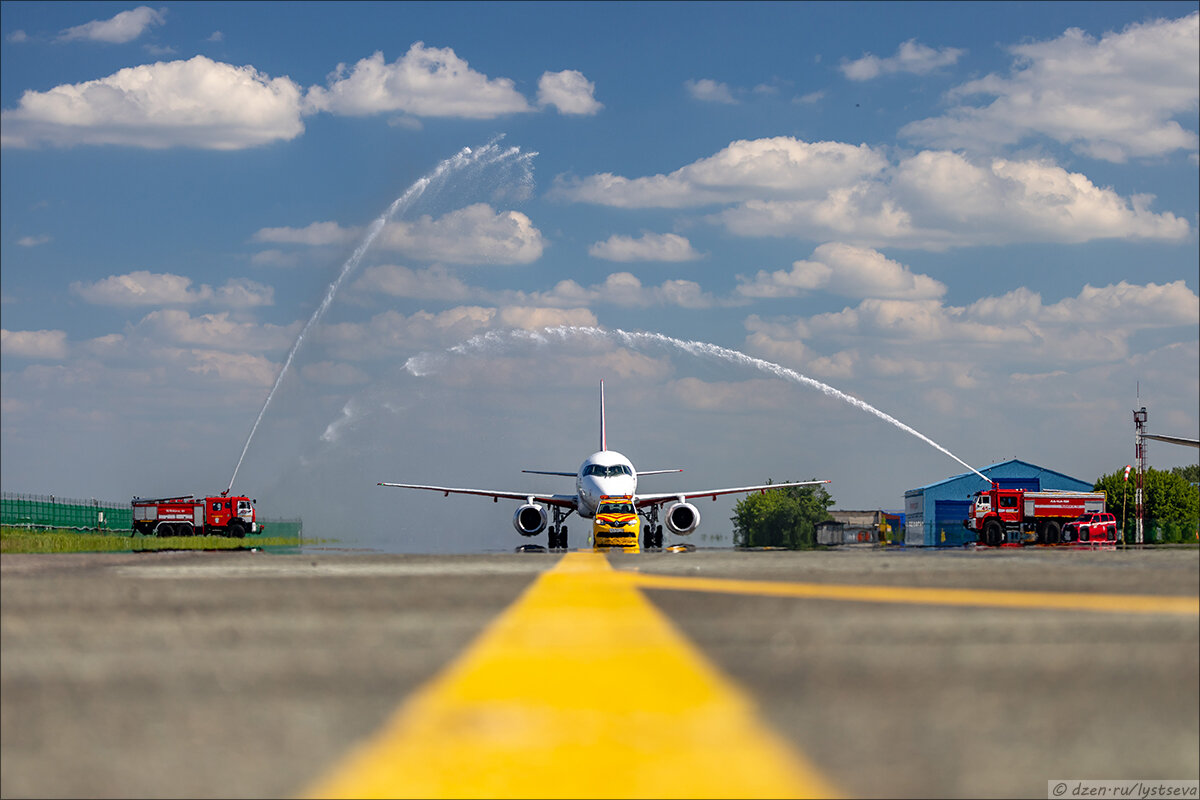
2;546;1197;799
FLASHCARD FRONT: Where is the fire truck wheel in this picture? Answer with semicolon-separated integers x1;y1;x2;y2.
227;521;246;538
1043;520;1061;544
983;520;1003;547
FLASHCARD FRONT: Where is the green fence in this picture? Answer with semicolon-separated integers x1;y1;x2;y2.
1;491;133;531
258;518;303;539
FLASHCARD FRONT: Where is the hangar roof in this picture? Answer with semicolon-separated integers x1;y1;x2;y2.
905;459;1092;496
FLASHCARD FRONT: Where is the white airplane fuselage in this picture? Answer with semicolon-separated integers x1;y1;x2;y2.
575;450;637;518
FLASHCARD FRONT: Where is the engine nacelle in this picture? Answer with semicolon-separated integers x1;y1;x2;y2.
513;503;548;537
665;501;700;535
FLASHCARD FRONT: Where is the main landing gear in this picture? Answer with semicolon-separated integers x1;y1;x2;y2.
548;506;573;550
641;506;665;550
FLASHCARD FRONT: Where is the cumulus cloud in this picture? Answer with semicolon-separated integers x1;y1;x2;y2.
59;6;166;44
552;136;889;208
588;231;701;262
187;349;277;385
537;70;603;115
378;203;544;264
1;329;68;359
304;43;533;118
354;264;719;310
134;309;295;351
252;221;360;246
685;78;737;104
736;242;946;300
555;135;1190;248
70;271;274;308
840;39;964;80
901;12;1199;162
744;279;1200;380
1;55;304;149
496;306;598;330
354;264;475;301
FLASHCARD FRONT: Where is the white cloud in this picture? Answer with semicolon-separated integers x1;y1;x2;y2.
214;278;274;308
1;329;68;359
59;6;166;44
187;350;277;386
588;232;701;262
529;273;718;310
901;12;1200;162
715;150;1190;248
496;306;598;330
378;203;544;264
841;39;964;81
135;310;296;351
552;136;889;208
71;271;209;305
736;242;946;300
685;78;737;104
70;271;273;308
354;264;474;301
17;235;50;247
252;221;360;246
1;55;304;150
556;136;1190;248
304;43;533;118
537;70;603;115
745;279;1199;380
354;264;719;310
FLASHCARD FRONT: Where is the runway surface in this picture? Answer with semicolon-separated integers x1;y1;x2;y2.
2;546;1197;798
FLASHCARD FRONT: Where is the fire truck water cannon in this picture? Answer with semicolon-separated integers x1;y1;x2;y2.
132;494;260;538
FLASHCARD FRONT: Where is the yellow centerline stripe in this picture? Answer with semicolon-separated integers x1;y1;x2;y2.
623;572;1200;616
306;551;838;799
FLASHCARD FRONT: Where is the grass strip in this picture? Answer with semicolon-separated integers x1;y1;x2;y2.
1;526;304;554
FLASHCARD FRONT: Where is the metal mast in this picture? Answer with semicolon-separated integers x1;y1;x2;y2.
1133;406;1148;544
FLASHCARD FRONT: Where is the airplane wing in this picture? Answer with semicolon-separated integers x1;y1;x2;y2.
377;482;577;508
635;479;830;508
1142;433;1200;449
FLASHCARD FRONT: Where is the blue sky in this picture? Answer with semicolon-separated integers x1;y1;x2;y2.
2;1;1197;551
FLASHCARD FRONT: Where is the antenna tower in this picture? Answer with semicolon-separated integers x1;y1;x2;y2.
1133;405;1148;544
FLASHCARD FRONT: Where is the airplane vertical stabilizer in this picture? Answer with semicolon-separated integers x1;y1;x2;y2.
600;379;607;452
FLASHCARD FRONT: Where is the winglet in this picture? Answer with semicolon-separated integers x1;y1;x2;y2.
600;379;607;452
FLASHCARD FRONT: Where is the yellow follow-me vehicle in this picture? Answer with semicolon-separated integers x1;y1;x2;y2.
592;495;640;552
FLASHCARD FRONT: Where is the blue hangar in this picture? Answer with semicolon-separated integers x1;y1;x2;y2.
904;459;1094;546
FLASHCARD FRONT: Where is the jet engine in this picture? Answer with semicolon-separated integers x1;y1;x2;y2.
665;501;700;535
513;503;548;536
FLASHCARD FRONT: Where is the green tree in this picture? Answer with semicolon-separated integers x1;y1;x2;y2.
1095;466;1200;543
731;481;834;549
1171;463;1199;485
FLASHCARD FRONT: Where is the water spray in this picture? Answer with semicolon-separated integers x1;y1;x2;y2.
406;325;991;484
227;139;537;493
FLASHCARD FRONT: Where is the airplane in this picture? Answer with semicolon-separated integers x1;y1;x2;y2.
378;380;830;551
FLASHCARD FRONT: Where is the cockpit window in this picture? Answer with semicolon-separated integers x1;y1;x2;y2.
585;464;631;478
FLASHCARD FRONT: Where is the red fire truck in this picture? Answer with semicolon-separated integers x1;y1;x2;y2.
132;493;260;537
966;484;1106;546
